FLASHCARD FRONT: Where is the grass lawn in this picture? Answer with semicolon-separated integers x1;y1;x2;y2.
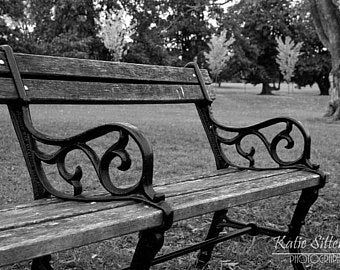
0;83;339;270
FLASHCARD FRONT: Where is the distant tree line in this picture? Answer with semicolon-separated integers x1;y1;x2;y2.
0;0;333;96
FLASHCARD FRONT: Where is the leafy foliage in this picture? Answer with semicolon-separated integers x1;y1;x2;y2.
119;0;173;65
222;0;294;93
0;0;334;98
290;0;331;95
334;0;340;9
162;0;222;65
0;0;115;59
121;0;223;66
0;0;33;52
204;30;234;82
96;9;135;61
275;36;302;83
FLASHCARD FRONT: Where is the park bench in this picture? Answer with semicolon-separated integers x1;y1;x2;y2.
0;45;328;270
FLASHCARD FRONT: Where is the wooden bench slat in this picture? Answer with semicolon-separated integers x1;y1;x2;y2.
0;170;322;266
0;47;326;269
0;53;211;84
171;171;321;220
0;169;291;230
0;168;241;214
0;52;212;103
0;202;160;266
0;78;207;104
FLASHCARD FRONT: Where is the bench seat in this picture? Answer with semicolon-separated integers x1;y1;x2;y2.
0;168;322;266
0;46;327;269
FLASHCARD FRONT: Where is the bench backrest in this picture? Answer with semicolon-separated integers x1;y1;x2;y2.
0;46;225;204
0;51;211;104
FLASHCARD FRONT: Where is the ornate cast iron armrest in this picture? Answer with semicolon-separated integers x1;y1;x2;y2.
185;62;324;182
1;45;164;205
9;104;173;230
11;105;166;205
211;116;324;176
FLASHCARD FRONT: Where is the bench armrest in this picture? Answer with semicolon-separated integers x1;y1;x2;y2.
11;105;162;203
212;116;321;173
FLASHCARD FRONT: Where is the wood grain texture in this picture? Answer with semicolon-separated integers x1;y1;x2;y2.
0;169;323;266
0;78;205;104
0;169;287;230
0;52;211;84
0;52;211;104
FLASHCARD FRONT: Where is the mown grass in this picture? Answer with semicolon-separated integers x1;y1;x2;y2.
0;83;339;270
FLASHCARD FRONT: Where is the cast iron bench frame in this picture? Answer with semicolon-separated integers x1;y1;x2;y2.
0;45;327;270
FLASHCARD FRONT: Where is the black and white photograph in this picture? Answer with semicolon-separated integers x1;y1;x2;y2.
0;0;339;269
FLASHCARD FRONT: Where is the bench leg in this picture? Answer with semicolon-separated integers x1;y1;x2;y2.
130;228;165;270
195;209;228;269
31;255;53;270
287;187;319;270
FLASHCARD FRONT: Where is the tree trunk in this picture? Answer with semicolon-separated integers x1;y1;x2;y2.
309;0;340;120
324;67;340;119
316;76;330;95
278;78;281;90
259;82;273;95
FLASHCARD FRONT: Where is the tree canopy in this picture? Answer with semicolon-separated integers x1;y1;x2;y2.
291;0;332;95
0;0;224;66
275;36;302;85
222;0;294;94
204;30;234;84
0;0;335;99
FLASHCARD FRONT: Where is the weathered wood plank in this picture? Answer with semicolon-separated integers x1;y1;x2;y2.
0;169;292;230
170;171;321;220
0;170;322;266
0;202;162;266
0;52;211;84
0;78;206;103
0;169;240;213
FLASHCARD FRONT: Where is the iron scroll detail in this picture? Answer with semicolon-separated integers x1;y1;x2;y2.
11;104;173;229
213;110;327;185
186;62;326;187
2;45;173;230
22;107;159;202
213;117;319;170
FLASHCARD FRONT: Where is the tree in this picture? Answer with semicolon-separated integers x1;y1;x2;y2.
96;8;135;61
290;0;332;96
29;0;97;58
2;0;224;66
294;50;331;95
0;0;35;53
121;0;223;66
204;30;234;85
22;0;118;59
309;0;340;120
275;36;302;91
120;0;175;65
163;0;223;65
223;0;294;95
